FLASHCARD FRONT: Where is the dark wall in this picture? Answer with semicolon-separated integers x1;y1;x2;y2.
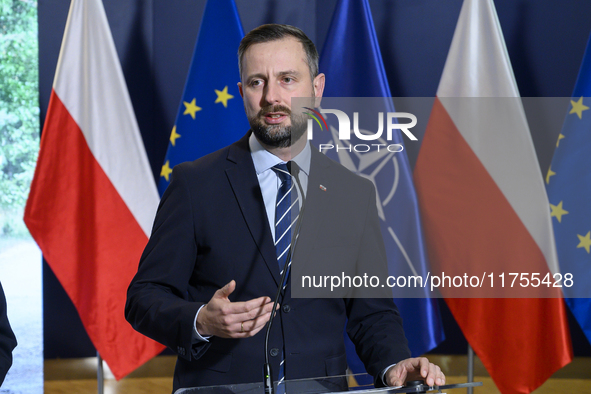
38;0;591;359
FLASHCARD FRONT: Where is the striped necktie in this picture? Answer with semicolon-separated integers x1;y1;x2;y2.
272;163;300;282
271;162;300;388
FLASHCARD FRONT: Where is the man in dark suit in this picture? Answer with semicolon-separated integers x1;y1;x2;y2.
126;24;445;392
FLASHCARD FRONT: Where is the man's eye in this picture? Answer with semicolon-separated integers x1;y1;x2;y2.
251;80;263;87
283;77;293;83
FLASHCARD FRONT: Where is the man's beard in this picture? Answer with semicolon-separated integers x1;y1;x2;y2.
248;105;307;148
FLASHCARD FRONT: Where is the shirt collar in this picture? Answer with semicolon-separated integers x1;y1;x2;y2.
249;132;311;176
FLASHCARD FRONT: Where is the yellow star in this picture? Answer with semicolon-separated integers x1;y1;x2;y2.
569;96;589;119
183;98;201;119
161;160;173;182
215;86;234;108
577;231;591;253
546;166;555;185
550;201;569;223
556;133;565;147
170;126;181;146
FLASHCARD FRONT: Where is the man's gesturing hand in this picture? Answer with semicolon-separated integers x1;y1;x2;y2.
195;280;277;338
385;357;445;387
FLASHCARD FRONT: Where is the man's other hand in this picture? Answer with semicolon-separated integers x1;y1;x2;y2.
195;280;277;338
385;357;445;387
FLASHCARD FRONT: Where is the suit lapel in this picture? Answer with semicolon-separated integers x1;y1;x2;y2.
298;147;334;242
225;133;280;285
286;147;335;300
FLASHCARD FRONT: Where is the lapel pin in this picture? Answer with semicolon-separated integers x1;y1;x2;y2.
319;185;327;192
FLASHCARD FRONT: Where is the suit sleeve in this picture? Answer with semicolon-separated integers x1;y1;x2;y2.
125;165;209;361
344;180;411;385
0;282;17;385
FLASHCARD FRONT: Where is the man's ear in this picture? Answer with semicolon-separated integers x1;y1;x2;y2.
313;73;325;98
313;73;325;108
238;82;243;98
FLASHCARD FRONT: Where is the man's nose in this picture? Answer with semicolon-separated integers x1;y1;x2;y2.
262;82;281;105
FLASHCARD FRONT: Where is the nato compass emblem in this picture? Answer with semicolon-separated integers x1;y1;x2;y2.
321;123;422;278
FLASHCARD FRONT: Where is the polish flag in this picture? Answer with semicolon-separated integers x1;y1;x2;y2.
413;0;572;393
24;0;164;379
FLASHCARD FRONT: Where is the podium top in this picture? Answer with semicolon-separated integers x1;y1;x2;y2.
174;373;381;394
174;373;484;394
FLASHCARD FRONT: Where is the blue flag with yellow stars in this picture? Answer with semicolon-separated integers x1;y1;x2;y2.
158;0;247;195
546;33;591;345
318;0;444;381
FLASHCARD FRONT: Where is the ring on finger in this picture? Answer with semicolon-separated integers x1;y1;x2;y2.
241;321;244;333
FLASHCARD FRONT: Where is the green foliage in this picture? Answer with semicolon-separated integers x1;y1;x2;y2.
0;0;39;235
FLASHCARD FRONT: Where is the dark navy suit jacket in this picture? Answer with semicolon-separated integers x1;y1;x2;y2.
125;133;410;392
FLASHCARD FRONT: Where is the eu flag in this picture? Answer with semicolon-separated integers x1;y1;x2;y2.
318;0;444;376
158;0;248;195
546;32;591;345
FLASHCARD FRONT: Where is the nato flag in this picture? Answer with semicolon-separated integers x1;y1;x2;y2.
317;0;445;377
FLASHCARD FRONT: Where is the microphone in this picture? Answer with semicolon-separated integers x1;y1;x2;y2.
263;161;306;394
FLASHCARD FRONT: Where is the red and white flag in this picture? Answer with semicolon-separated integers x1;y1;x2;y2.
24;0;164;379
414;0;572;393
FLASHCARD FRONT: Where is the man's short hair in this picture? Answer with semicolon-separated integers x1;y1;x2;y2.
238;24;319;80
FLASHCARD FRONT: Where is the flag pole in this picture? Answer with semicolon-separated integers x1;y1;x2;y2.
97;351;104;394
467;344;474;394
